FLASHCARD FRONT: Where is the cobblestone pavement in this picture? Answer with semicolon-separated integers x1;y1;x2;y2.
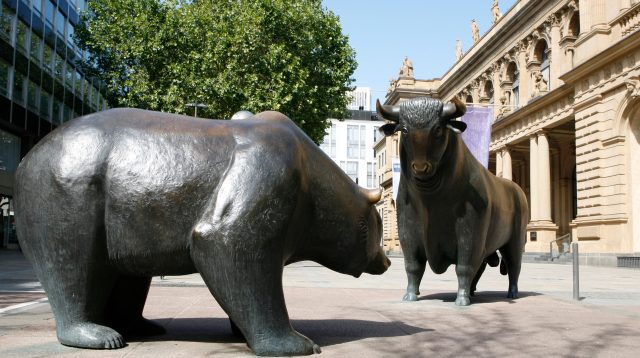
1;250;639;357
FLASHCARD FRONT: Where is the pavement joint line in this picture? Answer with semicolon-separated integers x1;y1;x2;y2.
0;297;49;315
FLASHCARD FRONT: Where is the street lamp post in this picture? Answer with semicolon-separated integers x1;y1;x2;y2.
186;103;207;118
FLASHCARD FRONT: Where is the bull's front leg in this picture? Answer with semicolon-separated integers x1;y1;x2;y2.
397;181;426;302
454;203;486;306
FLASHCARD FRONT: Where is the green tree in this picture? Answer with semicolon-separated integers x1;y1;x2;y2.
76;0;356;143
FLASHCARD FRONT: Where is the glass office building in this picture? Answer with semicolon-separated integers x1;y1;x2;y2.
0;0;108;249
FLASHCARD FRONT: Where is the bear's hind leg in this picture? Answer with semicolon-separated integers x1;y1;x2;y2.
45;260;125;349
20;187;125;349
104;276;166;337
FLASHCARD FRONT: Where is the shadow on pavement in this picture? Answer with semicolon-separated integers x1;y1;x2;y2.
127;317;430;347
418;290;542;304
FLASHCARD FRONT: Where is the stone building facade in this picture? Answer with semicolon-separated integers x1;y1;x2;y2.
379;0;640;258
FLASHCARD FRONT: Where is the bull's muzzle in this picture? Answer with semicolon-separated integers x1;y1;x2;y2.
411;161;433;176
364;250;391;275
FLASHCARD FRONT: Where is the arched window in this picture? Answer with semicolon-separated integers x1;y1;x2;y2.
568;13;580;37
508;62;519;108
535;40;550;90
465;94;473;104
484;80;494;105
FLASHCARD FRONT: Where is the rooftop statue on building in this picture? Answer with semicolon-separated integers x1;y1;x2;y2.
471;19;480;42
492;0;502;23
399;56;414;78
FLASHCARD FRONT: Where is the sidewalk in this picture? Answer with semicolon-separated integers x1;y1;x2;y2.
1;250;639;357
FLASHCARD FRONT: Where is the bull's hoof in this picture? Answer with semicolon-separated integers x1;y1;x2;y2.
402;292;419;301
250;332;319;356
507;289;518;299
455;296;471;306
58;322;125;349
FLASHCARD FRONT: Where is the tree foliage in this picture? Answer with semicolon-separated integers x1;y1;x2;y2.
76;0;356;142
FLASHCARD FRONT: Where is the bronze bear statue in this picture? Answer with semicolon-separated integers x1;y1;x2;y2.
15;109;390;356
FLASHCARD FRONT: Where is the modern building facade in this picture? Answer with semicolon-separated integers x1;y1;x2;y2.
347;86;371;111
0;0;108;249
320;110;381;190
380;0;640;262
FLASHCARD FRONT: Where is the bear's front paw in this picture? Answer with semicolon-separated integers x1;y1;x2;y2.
251;331;319;356
58;322;125;349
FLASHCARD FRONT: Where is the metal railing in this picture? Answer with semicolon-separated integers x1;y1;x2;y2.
549;233;571;261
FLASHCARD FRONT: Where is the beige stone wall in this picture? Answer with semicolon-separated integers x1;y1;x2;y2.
374;133;401;254
380;0;640;254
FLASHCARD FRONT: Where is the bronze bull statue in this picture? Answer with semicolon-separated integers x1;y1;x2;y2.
15;109;390;356
377;97;528;306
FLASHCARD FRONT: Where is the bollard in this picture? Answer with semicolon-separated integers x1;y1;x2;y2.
572;242;579;300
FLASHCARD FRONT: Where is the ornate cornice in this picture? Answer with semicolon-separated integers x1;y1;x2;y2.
625;75;640;99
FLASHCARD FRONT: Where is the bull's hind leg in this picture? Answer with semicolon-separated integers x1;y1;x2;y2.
105;276;165;336
470;252;500;296
499;235;524;299
470;261;487;296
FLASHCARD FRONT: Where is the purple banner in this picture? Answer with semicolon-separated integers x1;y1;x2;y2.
460;106;492;168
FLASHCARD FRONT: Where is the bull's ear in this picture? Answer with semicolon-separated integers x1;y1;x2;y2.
447;120;467;133
379;123;398;136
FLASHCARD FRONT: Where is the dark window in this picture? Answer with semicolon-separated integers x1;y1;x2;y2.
27;80;39;111
16;20;29;52
40;90;50;118
0;59;9;97
13;73;24;103
30;31;42;63
55;8;64;37
0;4;14;40
45;0;54;27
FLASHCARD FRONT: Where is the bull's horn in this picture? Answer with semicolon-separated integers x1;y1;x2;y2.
376;99;400;123
360;187;382;203
441;97;467;120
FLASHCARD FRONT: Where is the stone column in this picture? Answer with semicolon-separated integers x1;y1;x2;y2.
529;135;539;220
537;131;552;222
502;147;513;181
517;42;530;101
496;150;504;178
492;66;502;119
581;0;607;31
549;15;563;87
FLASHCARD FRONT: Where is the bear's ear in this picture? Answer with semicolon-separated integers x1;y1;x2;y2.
379;123;399;136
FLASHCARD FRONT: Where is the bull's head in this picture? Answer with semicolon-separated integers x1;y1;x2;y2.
377;97;466;186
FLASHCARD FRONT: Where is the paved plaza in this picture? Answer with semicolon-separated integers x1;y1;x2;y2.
1;249;639;357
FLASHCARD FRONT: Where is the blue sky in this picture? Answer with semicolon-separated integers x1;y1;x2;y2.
321;0;517;106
